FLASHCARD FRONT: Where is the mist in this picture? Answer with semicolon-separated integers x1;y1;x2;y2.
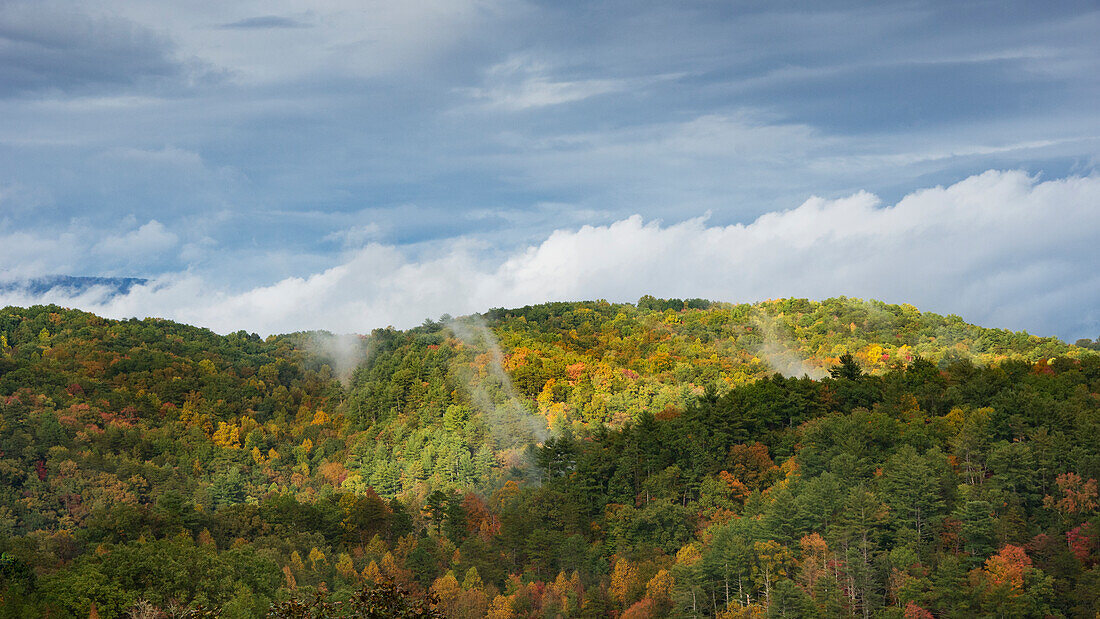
753;316;828;379
446;315;549;449
307;332;368;387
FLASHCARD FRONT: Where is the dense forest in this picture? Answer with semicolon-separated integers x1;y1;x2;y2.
0;297;1097;618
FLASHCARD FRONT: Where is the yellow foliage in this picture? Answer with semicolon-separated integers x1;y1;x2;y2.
289;551;305;573
308;546;325;571
609;558;640;606
431;571;462;612
718;604;767;619
362;560;383;583
311;410;330;426
365;534;387;557
676;543;702;566
211;422;241;448
646;569;674;604
485;594;515;619
780;458;799;482
380;552;398;576
335;552;357;581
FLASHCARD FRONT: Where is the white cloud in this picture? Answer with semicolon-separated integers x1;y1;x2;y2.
4;170;1099;340
0;229;82;279
93;220;179;258
0;219;180;279
460;56;633;111
323;222;381;248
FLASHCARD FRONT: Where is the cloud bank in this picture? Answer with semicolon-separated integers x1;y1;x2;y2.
2;170;1098;341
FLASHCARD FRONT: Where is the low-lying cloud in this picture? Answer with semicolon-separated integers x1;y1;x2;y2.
3;170;1098;341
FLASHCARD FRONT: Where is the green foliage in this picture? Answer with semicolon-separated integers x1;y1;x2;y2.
0;299;1098;617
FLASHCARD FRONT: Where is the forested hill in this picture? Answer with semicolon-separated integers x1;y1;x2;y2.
1;298;1098;618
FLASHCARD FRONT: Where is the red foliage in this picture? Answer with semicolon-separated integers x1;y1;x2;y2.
1066;523;1097;565
1032;360;1055;376
903;602;935;619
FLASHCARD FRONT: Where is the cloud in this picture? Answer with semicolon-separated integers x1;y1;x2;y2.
0;219;180;279
323;223;382;248
0;229;82;279
4;170;1097;341
0;1;183;97
93;220;179;259
459;56;633;111
217;16;311;30
100;145;206;169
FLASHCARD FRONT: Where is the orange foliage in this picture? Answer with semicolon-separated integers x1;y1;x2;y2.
318;461;348;486
621;598;658;619
728;442;778;490
565;362;586;382
656;405;682;421
717;470;752;502
1043;472;1098;515
983;544;1031;590
461;492;496;538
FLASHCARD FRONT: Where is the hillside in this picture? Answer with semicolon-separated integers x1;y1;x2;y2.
1;298;1098;618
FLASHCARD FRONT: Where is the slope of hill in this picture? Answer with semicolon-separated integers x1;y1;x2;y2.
0;298;1097;617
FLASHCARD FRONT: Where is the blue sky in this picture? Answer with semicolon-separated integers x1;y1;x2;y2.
1;0;1098;339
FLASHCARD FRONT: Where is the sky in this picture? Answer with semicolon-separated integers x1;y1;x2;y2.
0;0;1098;339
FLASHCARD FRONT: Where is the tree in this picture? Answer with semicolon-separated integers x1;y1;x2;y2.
830;354;863;380
268;579;445;618
610;557;644;608
971;545;1057;617
645;568;675;615
752;540;793;608
423;491;449;535
833;487;888;618
879;446;947;557
768;579;813;618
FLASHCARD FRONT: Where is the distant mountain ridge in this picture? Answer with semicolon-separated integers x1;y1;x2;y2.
0;275;147;297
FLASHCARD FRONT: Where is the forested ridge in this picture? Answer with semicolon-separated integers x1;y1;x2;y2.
1;297;1098;618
